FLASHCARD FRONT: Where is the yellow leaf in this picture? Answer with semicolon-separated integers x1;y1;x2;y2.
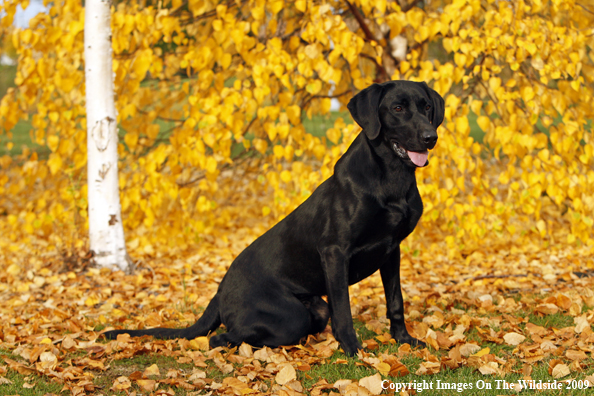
85;295;100;307
253;139;268;154
295;0;306;12
326;128;341;144
7;263;20;276
470;100;482;115
206;156;217;174
189;336;210;351
124;132;138;150
373;362;390;376
47;154;63;175
143;364;160;377
455;116;469;135
48;111;59;123
280;170;291;183
472;347;490;357
477;116;491;132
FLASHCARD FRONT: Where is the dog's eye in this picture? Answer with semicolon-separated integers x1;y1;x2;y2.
394;106;403;112
425;105;431;111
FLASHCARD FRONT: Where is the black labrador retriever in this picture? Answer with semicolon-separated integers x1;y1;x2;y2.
104;80;444;356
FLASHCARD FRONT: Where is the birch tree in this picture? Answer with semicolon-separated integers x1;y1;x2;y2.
84;0;131;271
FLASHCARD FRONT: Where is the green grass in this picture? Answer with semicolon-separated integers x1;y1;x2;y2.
0;65;17;98
525;311;576;329
302;110;352;138
0;371;64;395
0;64;43;156
0;120;41;156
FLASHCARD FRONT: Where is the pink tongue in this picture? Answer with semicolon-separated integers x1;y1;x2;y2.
407;150;428;167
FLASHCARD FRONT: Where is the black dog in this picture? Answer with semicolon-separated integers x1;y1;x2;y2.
104;80;444;356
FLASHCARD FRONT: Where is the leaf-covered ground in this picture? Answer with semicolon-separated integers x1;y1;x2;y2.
1;238;594;395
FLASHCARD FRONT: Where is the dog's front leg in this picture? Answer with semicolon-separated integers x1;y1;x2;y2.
380;245;425;347
320;246;362;356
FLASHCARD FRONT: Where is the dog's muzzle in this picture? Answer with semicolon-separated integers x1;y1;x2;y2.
391;141;429;167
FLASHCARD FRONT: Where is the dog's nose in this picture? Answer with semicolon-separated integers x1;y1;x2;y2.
421;130;438;149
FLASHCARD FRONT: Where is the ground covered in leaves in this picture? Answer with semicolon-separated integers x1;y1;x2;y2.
1;240;594;396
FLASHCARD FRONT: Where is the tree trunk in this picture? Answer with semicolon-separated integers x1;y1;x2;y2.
84;0;132;272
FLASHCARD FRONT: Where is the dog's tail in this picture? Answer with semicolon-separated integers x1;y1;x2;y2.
102;294;221;340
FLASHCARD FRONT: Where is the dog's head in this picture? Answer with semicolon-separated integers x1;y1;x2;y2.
347;81;445;168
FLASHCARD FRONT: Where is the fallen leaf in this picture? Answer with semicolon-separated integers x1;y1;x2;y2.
525;322;548;336
38;351;58;370
111;376;132;391
574;315;590;334
373;361;390;376
389;360;409;377
189;336;209;351
238;343;253;357
188;369;206;381
535;303;559;315
460;343;481;357
333;379;352;393
223;377;251;392
415;361;441;375
472;347;490;357
556;294;572;310
61;335;77;349
551;363;570;379
285;379;304;392
359;373;383;395
0;377;12;385
503;332;526;346
479;361;499;375
345;382;368;396
143;363;160;377
540;340;557;351
363;339;379;350
565;350;588;361
137;379;157;392
275;364;296;385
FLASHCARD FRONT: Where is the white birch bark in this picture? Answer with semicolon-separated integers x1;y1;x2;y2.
84;0;131;271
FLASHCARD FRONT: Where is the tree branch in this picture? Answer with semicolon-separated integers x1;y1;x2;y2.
344;0;390;81
401;0;424;13
301;90;351;109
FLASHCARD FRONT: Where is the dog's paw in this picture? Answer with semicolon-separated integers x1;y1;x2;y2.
340;342;364;357
391;330;425;348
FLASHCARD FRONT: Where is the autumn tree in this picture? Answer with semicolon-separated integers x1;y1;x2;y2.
0;0;592;264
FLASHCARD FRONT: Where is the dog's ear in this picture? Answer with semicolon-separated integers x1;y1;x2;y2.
422;82;445;127
347;83;385;140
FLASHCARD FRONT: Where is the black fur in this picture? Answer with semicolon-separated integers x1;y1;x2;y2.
103;81;444;356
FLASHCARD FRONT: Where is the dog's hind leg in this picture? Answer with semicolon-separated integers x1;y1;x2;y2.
301;296;330;334
103;293;222;340
209;294;320;349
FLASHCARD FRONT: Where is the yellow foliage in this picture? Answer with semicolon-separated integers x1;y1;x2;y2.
0;0;593;265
